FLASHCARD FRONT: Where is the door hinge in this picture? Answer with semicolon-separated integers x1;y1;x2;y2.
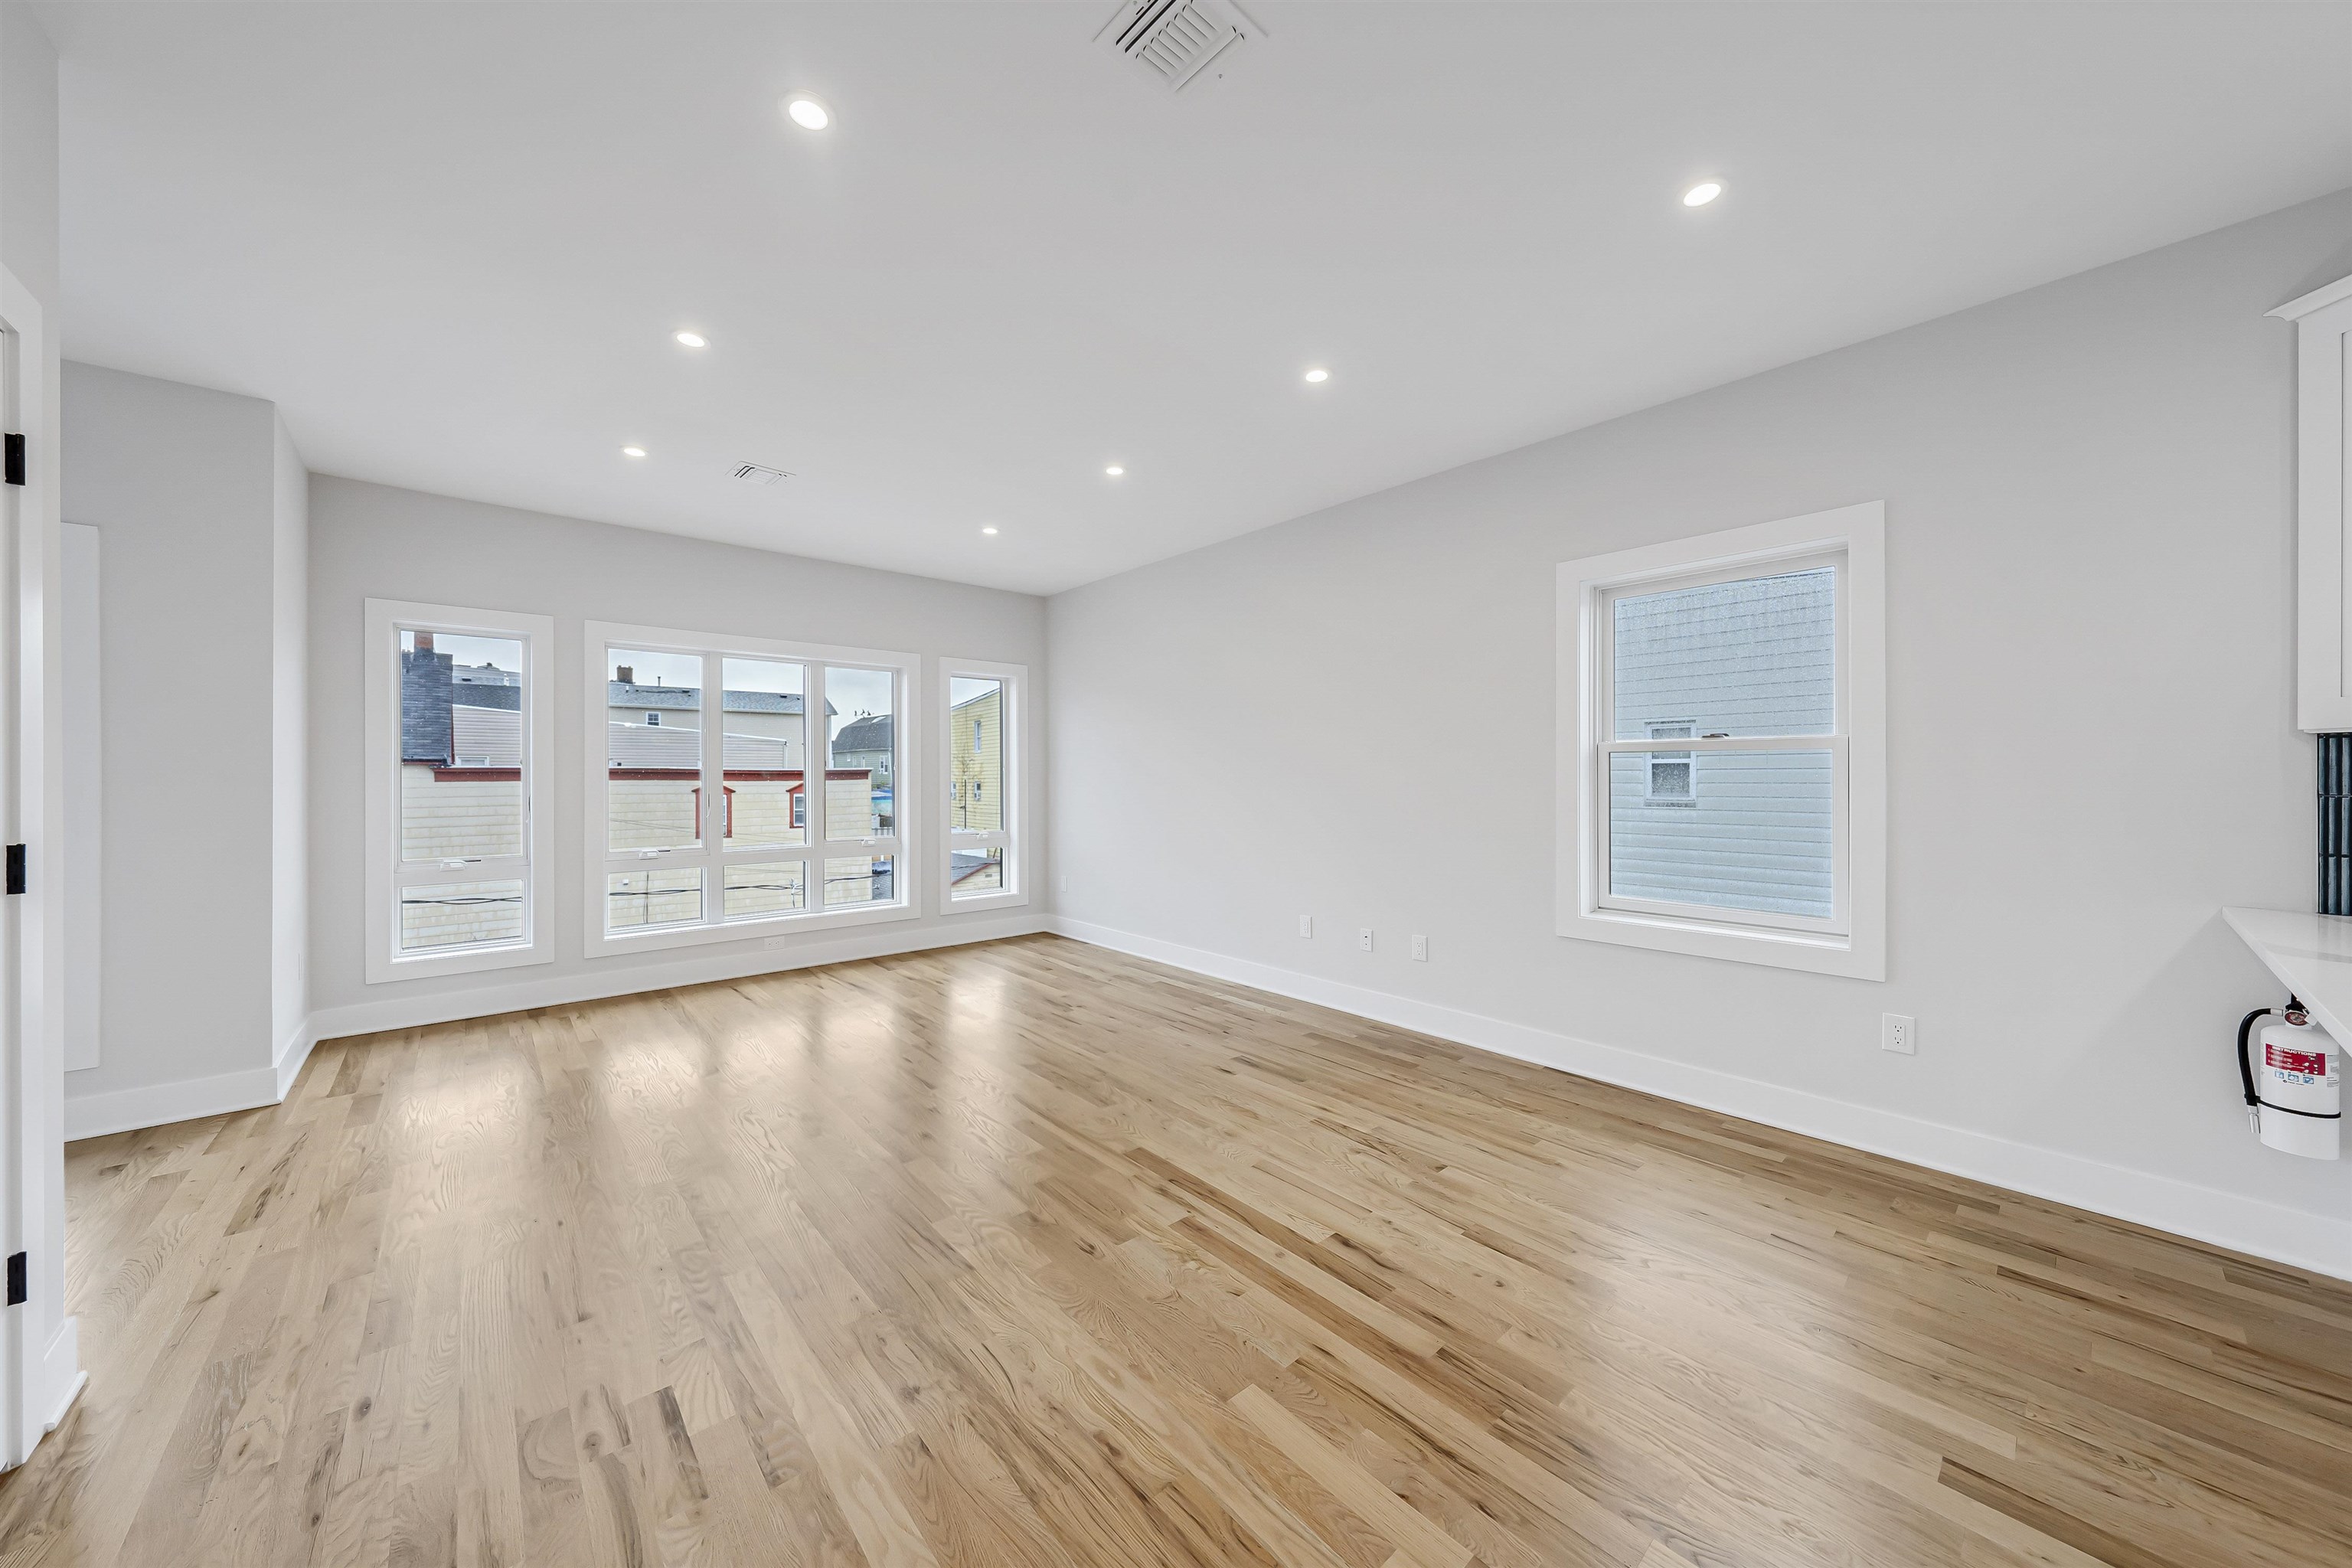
5;844;24;895
5;1253;24;1306
3;433;23;486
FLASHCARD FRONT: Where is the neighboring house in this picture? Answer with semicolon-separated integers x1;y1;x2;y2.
397;637;528;948
399;649;891;943
828;710;893;837
1606;566;1835;918
948;682;1002;834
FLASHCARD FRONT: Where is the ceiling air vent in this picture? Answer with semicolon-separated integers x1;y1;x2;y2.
733;463;789;485
1095;0;1258;93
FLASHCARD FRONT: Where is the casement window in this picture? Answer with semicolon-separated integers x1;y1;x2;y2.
364;599;555;982
940;658;1024;912
584;622;916;956
1557;502;1885;978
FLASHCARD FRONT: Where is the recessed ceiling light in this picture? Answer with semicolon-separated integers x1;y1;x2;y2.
622;446;647;458
982;526;999;535
674;330;707;348
1303;368;1329;384
1104;464;1125;477
1682;181;1723;207
785;96;830;131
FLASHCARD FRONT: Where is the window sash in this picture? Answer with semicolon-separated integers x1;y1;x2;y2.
585;623;916;950
390;618;535;951
1594;735;1850;935
366;599;555;983
940;661;1024;911
1589;550;1851;939
1596;550;1846;741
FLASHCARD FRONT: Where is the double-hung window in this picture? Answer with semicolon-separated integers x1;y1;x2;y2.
584;622;916;956
939;659;1024;911
364;599;555;982
1558;503;1885;978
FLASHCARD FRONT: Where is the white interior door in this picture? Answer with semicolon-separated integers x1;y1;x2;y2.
0;267;28;1464
1;262;83;1470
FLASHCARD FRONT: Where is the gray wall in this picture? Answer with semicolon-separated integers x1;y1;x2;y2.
61;363;302;1110
1050;190;2352;1248
305;475;1048;1023
271;414;305;1061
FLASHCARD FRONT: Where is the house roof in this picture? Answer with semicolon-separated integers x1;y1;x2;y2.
606;681;828;715
403;649;520;764
833;713;892;753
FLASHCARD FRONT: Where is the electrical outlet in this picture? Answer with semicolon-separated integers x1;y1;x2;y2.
1411;934;1428;962
1358;926;1374;952
1059;875;1070;893
1881;1013;1916;1054
1298;914;1312;938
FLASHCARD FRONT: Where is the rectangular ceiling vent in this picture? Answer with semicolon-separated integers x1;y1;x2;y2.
1095;0;1258;93
732;463;789;485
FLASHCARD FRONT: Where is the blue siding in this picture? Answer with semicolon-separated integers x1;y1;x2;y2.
1608;568;1835;917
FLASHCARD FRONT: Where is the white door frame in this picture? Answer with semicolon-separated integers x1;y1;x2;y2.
2;261;83;1468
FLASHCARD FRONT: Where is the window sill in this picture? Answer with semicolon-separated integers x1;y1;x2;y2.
584;897;919;959
942;886;1029;916
1562;904;1883;981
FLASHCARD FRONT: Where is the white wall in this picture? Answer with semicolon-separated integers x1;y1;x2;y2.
1050;189;2352;1276
1;0;79;1448
270;413;305;1080
305;476;1047;1035
60;363;302;1135
61;522;96;1073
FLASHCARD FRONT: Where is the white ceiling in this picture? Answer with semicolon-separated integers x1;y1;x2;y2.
44;2;2352;596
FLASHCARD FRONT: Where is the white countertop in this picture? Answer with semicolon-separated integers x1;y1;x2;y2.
2223;906;2352;1047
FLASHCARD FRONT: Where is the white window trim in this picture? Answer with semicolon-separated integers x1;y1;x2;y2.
581;620;920;958
1556;501;1886;980
2269;273;2352;731
363;598;556;984
938;657;1027;914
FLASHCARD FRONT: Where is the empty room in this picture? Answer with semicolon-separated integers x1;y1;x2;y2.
0;2;2349;1563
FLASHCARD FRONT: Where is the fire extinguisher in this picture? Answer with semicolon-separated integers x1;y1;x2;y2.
2236;998;2342;1159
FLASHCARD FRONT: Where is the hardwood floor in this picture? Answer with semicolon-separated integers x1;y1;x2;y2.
5;933;2349;1566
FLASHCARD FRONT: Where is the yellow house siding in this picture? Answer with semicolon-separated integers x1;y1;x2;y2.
949;685;1004;833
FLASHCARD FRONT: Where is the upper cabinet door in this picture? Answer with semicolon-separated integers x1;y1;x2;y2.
2275;275;2352;733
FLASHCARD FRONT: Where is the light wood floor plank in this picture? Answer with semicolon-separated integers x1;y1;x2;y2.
3;933;2347;1567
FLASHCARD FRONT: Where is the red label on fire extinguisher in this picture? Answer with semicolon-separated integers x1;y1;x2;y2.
2266;1042;2329;1076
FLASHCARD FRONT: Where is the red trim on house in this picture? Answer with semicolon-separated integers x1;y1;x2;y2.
430;767;521;782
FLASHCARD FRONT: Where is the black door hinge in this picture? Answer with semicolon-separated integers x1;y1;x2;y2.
5;844;24;896
5;1253;24;1306
3;433;23;486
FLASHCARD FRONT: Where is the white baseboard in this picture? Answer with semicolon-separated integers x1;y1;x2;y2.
64;1063;285;1141
1048;916;2352;1283
275;1014;321;1099
67;915;1049;1142
307;912;1048;1045
41;1319;83;1435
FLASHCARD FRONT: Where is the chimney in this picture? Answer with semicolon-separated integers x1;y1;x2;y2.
414;631;435;653
616;665;634;684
